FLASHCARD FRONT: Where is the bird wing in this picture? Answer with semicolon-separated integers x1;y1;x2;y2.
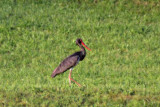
51;54;79;78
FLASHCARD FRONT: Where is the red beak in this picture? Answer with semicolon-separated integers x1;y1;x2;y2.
81;41;91;51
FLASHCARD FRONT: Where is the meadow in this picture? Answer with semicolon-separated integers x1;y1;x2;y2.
0;0;160;106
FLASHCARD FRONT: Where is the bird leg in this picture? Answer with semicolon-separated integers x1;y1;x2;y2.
69;69;72;86
69;69;81;87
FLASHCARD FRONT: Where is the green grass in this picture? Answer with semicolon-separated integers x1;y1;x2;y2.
0;0;160;106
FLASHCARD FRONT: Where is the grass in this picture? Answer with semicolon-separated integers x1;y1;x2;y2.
0;0;160;106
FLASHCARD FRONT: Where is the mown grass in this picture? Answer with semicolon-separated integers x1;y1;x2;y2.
0;0;160;106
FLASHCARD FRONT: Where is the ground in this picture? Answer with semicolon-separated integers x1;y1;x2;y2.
0;0;160;106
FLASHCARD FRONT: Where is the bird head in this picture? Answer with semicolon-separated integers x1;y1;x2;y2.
76;38;91;51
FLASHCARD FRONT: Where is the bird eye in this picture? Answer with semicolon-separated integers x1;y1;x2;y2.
79;39;82;43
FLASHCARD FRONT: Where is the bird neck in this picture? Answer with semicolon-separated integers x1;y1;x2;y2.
81;47;86;55
79;45;86;61
79;44;85;54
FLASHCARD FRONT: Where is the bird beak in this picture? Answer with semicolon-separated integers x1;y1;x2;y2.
81;42;91;51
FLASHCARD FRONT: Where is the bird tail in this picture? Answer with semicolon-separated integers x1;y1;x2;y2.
51;73;56;78
51;68;57;78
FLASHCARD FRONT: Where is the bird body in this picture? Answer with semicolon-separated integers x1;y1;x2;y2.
51;52;80;77
51;38;91;87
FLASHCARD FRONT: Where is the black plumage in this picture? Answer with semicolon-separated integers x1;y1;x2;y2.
51;38;88;78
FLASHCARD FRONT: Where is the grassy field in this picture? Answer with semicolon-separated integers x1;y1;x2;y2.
0;0;160;106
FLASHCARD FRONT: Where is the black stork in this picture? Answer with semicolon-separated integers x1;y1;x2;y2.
51;38;91;87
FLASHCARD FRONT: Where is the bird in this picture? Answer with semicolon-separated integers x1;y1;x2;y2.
51;38;91;87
